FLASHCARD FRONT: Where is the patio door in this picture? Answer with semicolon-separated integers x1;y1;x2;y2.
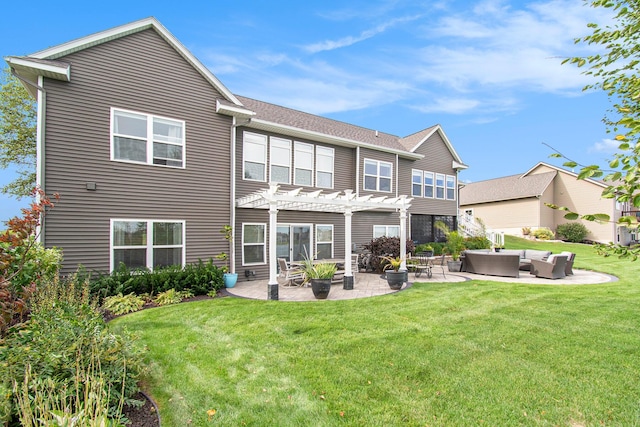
276;224;312;262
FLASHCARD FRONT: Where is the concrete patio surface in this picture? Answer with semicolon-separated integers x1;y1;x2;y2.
224;269;616;302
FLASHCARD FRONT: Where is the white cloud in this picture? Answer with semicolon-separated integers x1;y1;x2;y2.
589;138;620;154
302;15;422;53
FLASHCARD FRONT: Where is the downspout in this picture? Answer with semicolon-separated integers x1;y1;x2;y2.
230;116;237;274
36;75;46;244
395;154;399;198
355;146;360;197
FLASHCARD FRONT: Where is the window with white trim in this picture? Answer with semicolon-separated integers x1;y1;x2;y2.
243;132;267;181
316;224;334;259
243;223;266;265
316;146;334;189
435;173;445;199
111;108;185;168
424;172;434;198
446;175;456;200
294;141;314;186
364;159;392;192
373;225;400;238
412;170;422;197
270;137;291;184
111;220;184;271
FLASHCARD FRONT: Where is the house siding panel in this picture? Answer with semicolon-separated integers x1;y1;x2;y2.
464;198;540;235
42;29;233;274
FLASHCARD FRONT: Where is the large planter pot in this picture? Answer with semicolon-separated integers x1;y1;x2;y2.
447;260;462;272
223;273;239;288
385;271;405;290
310;278;332;299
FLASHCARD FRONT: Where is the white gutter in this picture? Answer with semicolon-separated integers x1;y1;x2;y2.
36;75;46;244
230;117;237;274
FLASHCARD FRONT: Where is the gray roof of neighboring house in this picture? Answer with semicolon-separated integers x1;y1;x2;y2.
459;171;557;205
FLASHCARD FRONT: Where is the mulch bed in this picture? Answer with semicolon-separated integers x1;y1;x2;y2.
123;392;160;427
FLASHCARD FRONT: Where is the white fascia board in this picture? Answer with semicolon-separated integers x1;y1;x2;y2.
216;100;256;118
415;125;466;165
29;17;243;107
246;118;424;160
5;56;71;82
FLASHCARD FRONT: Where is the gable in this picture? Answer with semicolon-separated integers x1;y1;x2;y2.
400;125;467;170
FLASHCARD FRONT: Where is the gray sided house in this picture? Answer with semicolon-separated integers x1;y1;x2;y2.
6;17;467;284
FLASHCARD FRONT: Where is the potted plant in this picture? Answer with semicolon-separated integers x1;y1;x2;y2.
435;221;466;272
217;225;238;288
380;256;406;290
299;259;337;299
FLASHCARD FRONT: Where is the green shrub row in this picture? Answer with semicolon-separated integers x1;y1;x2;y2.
88;258;224;300
0;276;146;424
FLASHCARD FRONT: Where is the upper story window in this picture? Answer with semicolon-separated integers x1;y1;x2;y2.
111;219;185;271
270;137;291;184
316;146;334;189
435;173;445;199
243;132;267;181
424;172;434;198
364;159;392;192
294;142;314;186
446;175;456;200
111;108;185;168
412;170;422;197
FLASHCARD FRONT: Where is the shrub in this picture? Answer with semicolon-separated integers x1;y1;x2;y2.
103;293;145;315
464;236;492;250
154;288;193;306
363;237;415;273
532;227;555;240
0;276;147;424
556;222;589;243
90;258;223;300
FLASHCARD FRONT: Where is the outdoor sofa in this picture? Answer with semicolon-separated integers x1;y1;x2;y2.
462;250;521;278
498;249;552;271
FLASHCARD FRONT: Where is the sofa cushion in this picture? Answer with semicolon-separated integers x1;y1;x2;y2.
524;250;551;262
500;249;525;258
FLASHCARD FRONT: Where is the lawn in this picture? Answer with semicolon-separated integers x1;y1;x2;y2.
111;237;640;426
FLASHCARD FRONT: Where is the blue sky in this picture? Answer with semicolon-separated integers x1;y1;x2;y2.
1;0;616;221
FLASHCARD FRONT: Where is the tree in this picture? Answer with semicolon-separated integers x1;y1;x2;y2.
553;0;640;260
0;68;36;198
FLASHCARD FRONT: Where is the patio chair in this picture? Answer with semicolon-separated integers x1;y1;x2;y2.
530;255;568;280
559;251;575;275
351;253;359;275
431;254;447;278
277;258;305;287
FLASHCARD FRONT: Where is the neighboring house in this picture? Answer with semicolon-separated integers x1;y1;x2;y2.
5;17;467;294
459;162;633;244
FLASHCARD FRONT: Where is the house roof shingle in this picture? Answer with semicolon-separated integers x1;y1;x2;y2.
459;171;557;205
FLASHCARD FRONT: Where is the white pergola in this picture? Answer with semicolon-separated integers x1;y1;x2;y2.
236;183;413;300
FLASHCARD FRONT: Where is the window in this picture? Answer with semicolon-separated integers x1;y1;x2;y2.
412;170;422;197
111;108;185;168
424;172;434;198
435;173;445;199
270;137;291;184
446;175;456;200
373;225;400;238
111;220;184;271
243;132;267;181
316;225;333;259
243;223;266;265
294;142;314;186
364;159;392;192
316;146;334;188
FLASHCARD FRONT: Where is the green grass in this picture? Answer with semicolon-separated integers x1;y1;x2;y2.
111;237;640;426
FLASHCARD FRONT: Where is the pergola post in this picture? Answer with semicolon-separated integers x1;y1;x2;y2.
399;198;408;274
267;186;279;300
343;205;354;290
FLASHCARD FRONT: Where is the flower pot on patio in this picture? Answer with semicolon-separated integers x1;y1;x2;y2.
310;278;332;299
447;260;462;272
385;271;406;290
223;273;238;288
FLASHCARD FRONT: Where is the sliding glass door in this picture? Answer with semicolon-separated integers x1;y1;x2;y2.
276;224;312;262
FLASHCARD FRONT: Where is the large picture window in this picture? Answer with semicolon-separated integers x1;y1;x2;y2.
111;108;185;168
316;146;334;189
111;220;184;271
364;159;392;192
243;223;266;265
270;137;291;184
243;132;267;181
294;142;314;186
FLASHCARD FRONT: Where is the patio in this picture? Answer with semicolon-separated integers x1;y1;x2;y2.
224;268;616;301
